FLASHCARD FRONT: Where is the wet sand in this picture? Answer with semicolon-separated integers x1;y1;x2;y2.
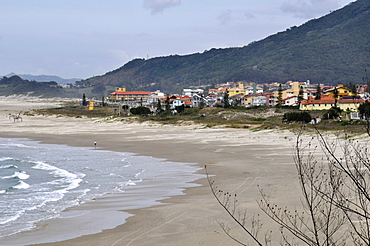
0;97;301;246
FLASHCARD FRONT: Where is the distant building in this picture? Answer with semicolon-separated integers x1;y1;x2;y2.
110;87;151;101
182;88;204;97
300;96;364;111
228;83;246;97
324;85;356;98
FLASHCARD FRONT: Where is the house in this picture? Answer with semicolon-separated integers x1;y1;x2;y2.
338;98;365;112
167;95;193;109
324;85;356;99
273;81;306;104
245;84;264;94
283;96;299;106
299;96;336;110
228;83;246;97
192;94;211;107
252;95;267;106
242;94;257;106
110;87;151;102
300;96;364;111
182;88;204;97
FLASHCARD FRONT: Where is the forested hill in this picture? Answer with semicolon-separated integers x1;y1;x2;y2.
84;0;370;94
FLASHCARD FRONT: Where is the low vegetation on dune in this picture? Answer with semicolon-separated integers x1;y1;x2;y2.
29;102;369;136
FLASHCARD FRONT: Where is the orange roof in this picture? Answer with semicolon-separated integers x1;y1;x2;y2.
110;91;151;95
301;96;335;105
301;96;365;105
339;99;364;103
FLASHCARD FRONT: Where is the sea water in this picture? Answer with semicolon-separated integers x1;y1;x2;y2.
0;138;203;243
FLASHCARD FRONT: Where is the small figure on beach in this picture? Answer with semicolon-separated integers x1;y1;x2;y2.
9;113;22;122
94;140;97;149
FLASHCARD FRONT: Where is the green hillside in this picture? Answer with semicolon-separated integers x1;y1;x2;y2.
83;0;370;93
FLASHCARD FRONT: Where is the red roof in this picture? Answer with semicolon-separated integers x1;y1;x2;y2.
339;99;364;103
110;91;151;95
301;96;365;105
283;95;297;101
301;96;335;105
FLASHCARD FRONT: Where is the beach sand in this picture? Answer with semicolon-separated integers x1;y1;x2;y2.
0;97;301;246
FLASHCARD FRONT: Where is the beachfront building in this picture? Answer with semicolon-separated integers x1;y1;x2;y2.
166;95;193;109
109;87;151;102
300;96;364;111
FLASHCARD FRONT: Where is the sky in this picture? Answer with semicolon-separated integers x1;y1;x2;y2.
0;0;354;79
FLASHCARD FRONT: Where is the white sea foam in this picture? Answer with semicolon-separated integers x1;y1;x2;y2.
15;171;30;180
2;171;30;180
0;142;36;149
124;180;137;186
13;181;30;189
32;161;79;180
0;212;22;225
0;164;18;169
0;137;204;243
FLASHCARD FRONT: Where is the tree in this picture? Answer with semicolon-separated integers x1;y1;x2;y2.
323;106;342;120
82;93;87;106
277;84;283;107
223;90;230;108
315;84;321;100
364;69;370;94
165;96;171;111
344;83;357;95
156;99;162;113
333;87;339;107
101;96;105;107
358;101;370;120
207;127;370;245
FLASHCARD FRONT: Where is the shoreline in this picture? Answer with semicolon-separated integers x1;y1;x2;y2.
0;136;204;246
0;99;300;245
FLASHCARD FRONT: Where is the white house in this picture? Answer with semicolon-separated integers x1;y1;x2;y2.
182;88;204;97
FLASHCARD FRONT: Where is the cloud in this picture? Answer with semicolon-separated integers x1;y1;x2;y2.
143;0;182;15
217;9;232;25
280;0;341;19
244;12;255;20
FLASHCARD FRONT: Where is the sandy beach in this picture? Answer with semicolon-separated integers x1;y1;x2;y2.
0;97;301;246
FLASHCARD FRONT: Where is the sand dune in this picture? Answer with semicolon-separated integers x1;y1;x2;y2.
0;97;302;246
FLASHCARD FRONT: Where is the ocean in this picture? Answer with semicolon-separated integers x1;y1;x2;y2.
0;137;203;244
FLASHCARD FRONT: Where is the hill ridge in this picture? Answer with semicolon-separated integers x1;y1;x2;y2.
84;0;370;93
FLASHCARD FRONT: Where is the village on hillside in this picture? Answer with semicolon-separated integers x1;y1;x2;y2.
105;80;369;119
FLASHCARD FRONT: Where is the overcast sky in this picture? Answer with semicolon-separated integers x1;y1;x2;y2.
0;0;354;79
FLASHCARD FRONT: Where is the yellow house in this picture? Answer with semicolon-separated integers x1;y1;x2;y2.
109;87;151;101
242;94;257;106
299;96;335;110
273;81;302;100
228;83;246;97
300;96;364;111
324;85;356;98
338;99;364;111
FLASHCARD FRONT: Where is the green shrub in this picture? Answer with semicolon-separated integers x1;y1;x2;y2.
283;112;312;123
130;106;151;115
323;107;342;119
358;102;370;120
